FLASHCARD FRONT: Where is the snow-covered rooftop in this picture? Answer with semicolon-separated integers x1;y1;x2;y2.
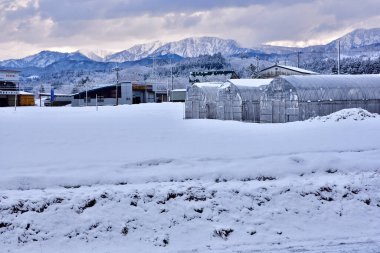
227;79;273;87
259;64;318;75
276;64;318;74
193;82;224;88
18;91;34;95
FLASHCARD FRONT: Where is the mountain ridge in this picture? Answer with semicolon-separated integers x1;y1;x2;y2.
1;28;380;69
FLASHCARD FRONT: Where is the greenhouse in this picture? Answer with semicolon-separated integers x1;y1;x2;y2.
216;79;272;122
185;82;223;119
260;74;380;123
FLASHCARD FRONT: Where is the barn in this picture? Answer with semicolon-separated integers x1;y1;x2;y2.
216;79;272;122
257;64;318;79
260;75;380;123
185;82;224;119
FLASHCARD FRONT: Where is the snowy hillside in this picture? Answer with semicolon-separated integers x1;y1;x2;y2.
152;37;249;58
327;28;380;51
0;104;380;252
79;49;113;62
106;41;164;62
0;51;91;68
105;37;250;62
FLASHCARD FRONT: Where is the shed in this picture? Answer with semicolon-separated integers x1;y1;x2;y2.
185;82;223;119
170;89;186;102
260;74;380;123
217;79;272;122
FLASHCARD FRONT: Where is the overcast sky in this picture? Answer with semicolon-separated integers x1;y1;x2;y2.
1;0;380;60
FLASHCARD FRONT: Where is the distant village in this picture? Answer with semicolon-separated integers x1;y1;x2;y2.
1;63;380;123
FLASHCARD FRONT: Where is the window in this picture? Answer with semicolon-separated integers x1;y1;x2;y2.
97;96;104;102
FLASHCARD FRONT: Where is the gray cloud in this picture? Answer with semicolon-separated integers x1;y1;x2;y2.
0;0;379;60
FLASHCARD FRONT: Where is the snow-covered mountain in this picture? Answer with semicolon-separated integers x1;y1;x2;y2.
153;37;250;58
105;37;250;62
327;28;380;51
2;28;380;70
105;41;163;62
255;28;380;55
0;51;91;68
79;49;113;62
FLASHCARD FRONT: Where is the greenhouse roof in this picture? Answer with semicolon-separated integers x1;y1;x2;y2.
281;74;380;89
274;74;380;101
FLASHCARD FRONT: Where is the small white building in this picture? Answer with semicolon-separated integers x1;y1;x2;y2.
170;89;186;102
257;64;318;79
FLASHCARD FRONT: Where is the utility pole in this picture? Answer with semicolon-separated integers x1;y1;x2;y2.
113;66;120;105
337;40;341;75
96;94;98;111
14;82;18;111
85;85;88;106
255;56;260;78
152;56;155;82
297;52;301;68
171;66;174;91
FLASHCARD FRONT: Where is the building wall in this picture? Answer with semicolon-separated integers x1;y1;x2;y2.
170;90;186;102
0;71;19;82
0;93;35;107
18;95;35;106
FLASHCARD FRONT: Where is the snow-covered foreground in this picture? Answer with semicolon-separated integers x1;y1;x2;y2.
1;104;380;252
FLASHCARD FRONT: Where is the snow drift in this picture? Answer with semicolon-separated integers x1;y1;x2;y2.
309;108;378;122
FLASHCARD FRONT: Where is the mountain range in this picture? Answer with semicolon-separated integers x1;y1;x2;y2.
1;28;380;70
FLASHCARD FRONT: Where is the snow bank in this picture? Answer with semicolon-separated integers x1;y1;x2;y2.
309;108;378;122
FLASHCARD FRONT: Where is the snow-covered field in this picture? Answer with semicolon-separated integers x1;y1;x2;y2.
1;103;380;252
